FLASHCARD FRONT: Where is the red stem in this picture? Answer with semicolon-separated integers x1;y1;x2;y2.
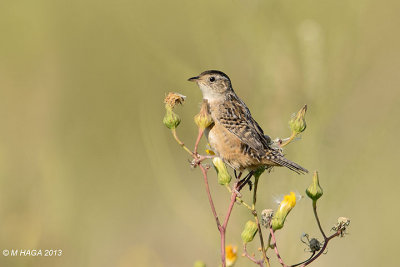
194;128;204;155
219;182;238;267
199;165;221;228
194;128;239;267
299;232;340;267
269;229;287;267
243;243;264;267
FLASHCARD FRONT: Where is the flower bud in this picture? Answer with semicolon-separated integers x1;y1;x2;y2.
289;105;307;134
194;100;213;129
193;261;206;267
212;157;232;185
271;192;297;231
241;220;258;243
163;108;181;129
306;171;323;201
225;245;237;267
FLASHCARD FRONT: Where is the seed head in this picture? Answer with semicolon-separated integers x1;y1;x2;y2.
164;92;186;109
261;209;274;228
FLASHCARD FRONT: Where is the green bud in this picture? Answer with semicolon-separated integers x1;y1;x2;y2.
241;220;258;243
193;261;206;267
289;105;307;134
306;171;323;201
163;108;181;129
212;157;232;185
194;100;213;129
271;192;297;231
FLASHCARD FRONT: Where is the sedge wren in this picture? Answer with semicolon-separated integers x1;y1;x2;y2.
188;70;308;176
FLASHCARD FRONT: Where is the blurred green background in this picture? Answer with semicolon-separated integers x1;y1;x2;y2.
0;0;399;266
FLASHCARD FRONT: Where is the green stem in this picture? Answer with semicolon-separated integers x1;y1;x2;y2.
280;132;297;148
171;128;193;155
312;201;326;239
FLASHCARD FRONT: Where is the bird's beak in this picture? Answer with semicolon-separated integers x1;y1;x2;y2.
188;76;199;82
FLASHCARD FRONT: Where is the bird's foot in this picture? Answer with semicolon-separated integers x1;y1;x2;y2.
232;187;242;198
190;154;215;168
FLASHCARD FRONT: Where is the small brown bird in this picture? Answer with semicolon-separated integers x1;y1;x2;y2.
188;70;308;177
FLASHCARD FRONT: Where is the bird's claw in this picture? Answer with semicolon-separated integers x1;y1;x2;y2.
190;154;215;168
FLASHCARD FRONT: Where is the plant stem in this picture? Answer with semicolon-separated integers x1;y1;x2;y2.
291;202;341;267
269;228;287;267
171;128;193;155
280;132;297;148
194;128;204;155
199;164;221;228
243;243;264;267
252;176;270;267
298;232;340;267
219;181;239;267
225;185;252;210
312;201;326;239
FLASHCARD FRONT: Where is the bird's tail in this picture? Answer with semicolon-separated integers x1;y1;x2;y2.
265;151;308;174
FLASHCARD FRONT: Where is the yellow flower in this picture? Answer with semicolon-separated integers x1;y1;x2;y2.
278;192;296;212
271;192;297;231
205;143;215;155
225;245;237;267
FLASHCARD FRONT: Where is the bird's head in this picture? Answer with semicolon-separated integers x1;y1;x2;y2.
188;70;232;101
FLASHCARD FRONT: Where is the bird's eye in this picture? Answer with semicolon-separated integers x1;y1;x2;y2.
209;76;215;82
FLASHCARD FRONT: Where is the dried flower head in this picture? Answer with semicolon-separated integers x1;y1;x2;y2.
261;209;274;228
332;217;351;237
164;92;186;109
163;92;185;129
301;233;322;253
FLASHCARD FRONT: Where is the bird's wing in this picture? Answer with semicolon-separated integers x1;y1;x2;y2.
214;93;271;154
